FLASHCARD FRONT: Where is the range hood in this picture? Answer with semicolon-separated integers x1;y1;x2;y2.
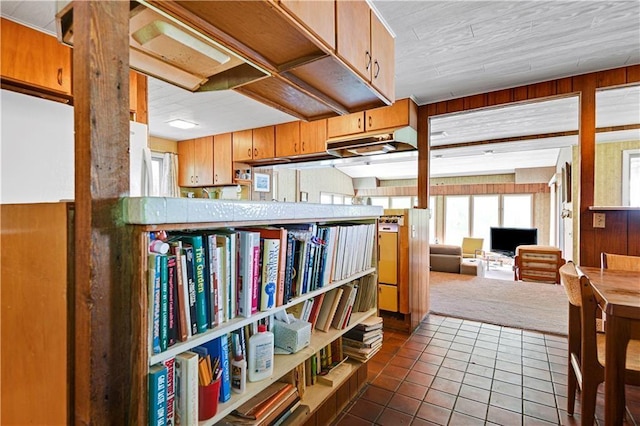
326;126;418;158
56;1;270;92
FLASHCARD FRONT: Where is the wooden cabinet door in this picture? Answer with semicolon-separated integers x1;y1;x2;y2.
1;18;72;96
232;129;254;162
327;111;366;138
177;139;196;187
193;136;214;186
370;11;395;102
366;98;413;132
252;125;275;160
336;0;371;82
213;133;233;185
275;121;301;157
279;0;336;50
300;119;327;154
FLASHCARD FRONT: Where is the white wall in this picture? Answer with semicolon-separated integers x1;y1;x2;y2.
1;90;74;203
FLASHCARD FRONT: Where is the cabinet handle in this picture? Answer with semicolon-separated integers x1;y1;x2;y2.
191;176;194;183
294;143;298;153
368;116;372;128
373;60;380;79
302;141;305;152
254;148;258;157
57;68;63;86
215;174;218;183
195;175;199;183
358;117;362;129
365;51;371;71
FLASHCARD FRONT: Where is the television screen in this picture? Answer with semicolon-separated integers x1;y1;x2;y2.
490;227;538;256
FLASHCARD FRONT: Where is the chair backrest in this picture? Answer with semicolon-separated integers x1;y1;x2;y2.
601;252;640;272
461;237;484;256
559;262;582;307
575;269;602;371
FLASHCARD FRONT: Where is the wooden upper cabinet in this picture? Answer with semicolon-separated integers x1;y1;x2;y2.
275;121;301;157
336;1;395;102
178;136;214;187
327;98;417;138
232;129;254;162
1;18;72;98
327;111;366;138
252;126;276;160
370;12;395;101
300;119;327;154
279;0;336;50
213;133;233;185
336;0;371;82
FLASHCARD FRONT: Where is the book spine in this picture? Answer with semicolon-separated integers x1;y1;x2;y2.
260;239;280;311
167;256;177;347
215;246;224;325
183;246;198;336
276;229;287;307
175;352;198;426
172;245;188;342
149;253;162;355
218;336;232;402
207;235;219;328
148;364;168;426
160;255;169;351
228;233;237;320
162;358;176;425
237;232;256;318
251;243;261;314
283;236;295;304
190;237;208;333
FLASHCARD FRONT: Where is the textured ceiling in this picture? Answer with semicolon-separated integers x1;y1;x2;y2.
1;1;639;179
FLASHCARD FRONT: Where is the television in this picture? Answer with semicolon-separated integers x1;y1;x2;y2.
490;227;538;256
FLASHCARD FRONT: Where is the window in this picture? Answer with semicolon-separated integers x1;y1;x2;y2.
320;192;352;205
390;196;412;209
444;195;470;245
150;152;165;197
472;195;499;250
370;197;390;209
623;149;640;207
503;194;532;228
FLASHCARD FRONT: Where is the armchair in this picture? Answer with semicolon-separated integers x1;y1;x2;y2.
461;237;484;258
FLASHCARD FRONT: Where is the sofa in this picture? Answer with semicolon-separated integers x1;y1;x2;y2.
430;244;463;273
430;244;485;276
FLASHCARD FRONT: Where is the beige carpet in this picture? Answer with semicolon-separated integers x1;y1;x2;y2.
429;271;568;336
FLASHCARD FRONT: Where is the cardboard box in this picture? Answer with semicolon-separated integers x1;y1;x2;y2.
273;319;311;354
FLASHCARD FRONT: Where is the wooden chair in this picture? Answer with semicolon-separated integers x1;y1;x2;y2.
514;245;565;284
601;252;640;272
461;237;484;258
559;262;640;425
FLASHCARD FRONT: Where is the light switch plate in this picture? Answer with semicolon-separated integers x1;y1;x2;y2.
593;212;606;228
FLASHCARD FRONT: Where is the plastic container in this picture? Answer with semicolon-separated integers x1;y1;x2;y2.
231;333;247;393
248;324;274;382
198;376;221;421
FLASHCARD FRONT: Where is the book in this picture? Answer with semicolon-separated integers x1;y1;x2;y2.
162;358;176;425
159;254;169;351
278;404;310;426
167;255;178;347
243;227;288;307
314;287;343;332
331;283;355;329
201;335;231;402
282;234;297;304
175;351;198;426
232;382;290;419
201;232;218;328
149;253;162;354
257;389;299;426
269;395;301;426
354;315;383;331
148;363;168;426
178;235;208;333
343;327;382;342
306;293;325;329
237;230;261;318
181;245;199;336
171;243;189;342
260;238;280;311
342;335;382;349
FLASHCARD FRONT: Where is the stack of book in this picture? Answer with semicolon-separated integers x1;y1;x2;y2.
341;316;383;362
225;382;302;425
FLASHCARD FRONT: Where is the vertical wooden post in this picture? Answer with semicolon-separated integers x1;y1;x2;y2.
73;2;134;423
574;74;597;265
417;104;430;209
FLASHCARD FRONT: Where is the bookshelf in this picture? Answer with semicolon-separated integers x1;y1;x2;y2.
124;197;381;425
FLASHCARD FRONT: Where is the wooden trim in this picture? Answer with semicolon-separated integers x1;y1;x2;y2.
73;2;135;423
417;104;429;209
356;182;550;197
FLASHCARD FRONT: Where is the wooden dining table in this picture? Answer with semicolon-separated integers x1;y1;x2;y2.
576;266;640;425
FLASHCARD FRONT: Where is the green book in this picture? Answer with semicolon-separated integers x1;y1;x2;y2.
159;254;169;351
178;235;208;334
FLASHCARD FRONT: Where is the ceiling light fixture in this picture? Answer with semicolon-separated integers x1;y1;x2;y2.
483;150;494;156
433;154;443;159
168;119;198;129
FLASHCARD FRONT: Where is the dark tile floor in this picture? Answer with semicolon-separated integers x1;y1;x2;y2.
333;314;640;426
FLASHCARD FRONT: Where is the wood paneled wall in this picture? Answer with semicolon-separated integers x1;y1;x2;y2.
416;65;640;266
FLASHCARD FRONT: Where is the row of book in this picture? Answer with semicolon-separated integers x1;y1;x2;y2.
148;222;376;354
288;274;378;333
341;316;383;362
225;382;306;425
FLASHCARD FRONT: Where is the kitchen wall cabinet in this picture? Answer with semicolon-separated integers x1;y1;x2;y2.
279;0;335;50
336;0;395;102
177;136;214;187
275;119;328;157
327;98;418;139
212;132;233;185
233;126;275;162
1;17;72;101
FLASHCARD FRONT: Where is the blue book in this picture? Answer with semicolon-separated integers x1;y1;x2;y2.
148;363;168;426
159;255;169;351
178;235;208;334
201;336;231;403
148;253;162;355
